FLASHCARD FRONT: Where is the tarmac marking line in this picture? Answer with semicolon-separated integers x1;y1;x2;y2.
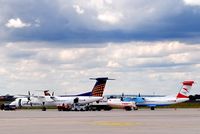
94;121;142;127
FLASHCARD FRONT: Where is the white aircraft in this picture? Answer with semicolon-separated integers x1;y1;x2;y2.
107;98;137;111
8;91;55;110
51;77;113;110
8;77;112;110
118;80;194;110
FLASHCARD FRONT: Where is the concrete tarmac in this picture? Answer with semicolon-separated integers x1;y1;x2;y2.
0;109;200;134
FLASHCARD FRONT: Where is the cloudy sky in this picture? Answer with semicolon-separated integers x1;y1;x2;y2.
0;0;200;96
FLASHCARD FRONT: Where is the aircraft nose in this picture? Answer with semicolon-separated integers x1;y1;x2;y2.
9;102;16;107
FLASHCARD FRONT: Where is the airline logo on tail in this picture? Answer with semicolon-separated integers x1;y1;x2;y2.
91;77;114;97
176;81;194;98
92;84;105;96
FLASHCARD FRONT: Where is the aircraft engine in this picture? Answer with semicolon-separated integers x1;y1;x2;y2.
74;97;79;104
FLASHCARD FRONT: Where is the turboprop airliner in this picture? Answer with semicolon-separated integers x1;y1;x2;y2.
50;77;113;105
122;80;194;110
8;91;55;110
8;77;112;110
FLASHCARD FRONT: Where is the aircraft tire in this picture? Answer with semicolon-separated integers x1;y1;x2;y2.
104;106;112;111
80;108;84;111
85;107;89;111
0;104;5;110
124;106;132;111
42;107;46;111
150;107;155;110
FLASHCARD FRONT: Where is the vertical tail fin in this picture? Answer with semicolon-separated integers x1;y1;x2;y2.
44;90;51;96
90;77;114;97
176;80;194;98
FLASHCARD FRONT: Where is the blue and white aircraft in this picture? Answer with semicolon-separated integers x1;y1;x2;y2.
120;80;194;110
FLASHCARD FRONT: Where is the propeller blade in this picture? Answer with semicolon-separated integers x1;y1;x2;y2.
27;91;31;101
122;93;124;97
42;102;45;106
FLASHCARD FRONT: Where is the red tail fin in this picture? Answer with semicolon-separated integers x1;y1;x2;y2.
176;81;194;98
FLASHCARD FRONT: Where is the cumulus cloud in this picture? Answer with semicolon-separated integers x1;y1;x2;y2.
5;18;31;28
59;49;88;61
0;67;9;75
1;0;200;42
184;0;200;6
34;19;40;27
97;12;123;24
0;41;199;95
73;5;84;14
107;61;121;68
0;0;200;95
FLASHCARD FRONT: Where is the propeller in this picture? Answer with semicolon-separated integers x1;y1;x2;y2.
28;91;31;101
74;97;79;104
27;91;33;107
120;93;124;101
138;93;141;97
133;93;145;103
49;91;58;102
122;93;124;97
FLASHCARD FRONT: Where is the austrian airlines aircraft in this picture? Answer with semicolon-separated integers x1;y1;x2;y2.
124;80;194;110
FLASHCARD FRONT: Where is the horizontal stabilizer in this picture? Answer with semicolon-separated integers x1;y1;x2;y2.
90;77;115;81
76;92;92;96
